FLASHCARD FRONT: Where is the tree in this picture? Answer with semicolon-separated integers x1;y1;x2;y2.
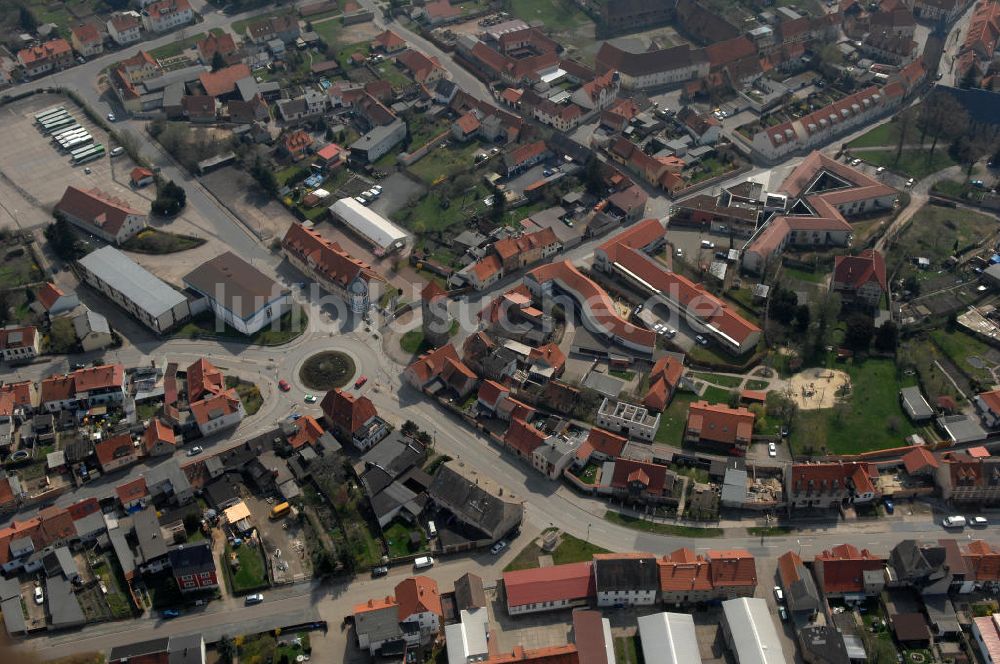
18;4;37;31
401;420;419;437
44;214;83;261
250;158;278;195
770;287;798;325
489;184;505;224
583;155;603;195
211;51;226;72
183;512;200;534
766;389;798;426
874;321;898;353
902;275;921;296
844;313;874;350
919;93;969;161
218;636;235;664
893;107;918;161
960;63;979;89
152;180;187;216
0;291;10;327
794;304;810;332
817;43;844;80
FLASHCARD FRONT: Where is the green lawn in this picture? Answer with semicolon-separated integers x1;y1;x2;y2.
0;244;42;286
745;380;769;391
691;372;742;388
931;179;968;198
149;29;223;59
395;187;489;233
407;141;486;185
783;266;828;284
509;0;590;29
790;359;917;455
891;203;998;273
504;532;607;572
171;307;308;346
929;328;997;385
858;149;957;180
226;376;263;416
614;635;643;664
847;122;901;148
383;520;427;558
122;228;205;254
400;329;429;354
605;511;723;537
655;391;698;444
609;369;636;381
571;462;600;484
224;543;269;594
374;62;411;87
702;385;733;404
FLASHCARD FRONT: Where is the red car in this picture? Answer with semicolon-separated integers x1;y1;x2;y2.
278;380;291;392
354;375;368;389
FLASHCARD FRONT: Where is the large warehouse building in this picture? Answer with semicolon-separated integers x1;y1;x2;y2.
328;197;409;255
183;251;290;335
77;246;191;334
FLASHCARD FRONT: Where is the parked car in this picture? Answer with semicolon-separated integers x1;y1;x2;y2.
875;166;885;174
700;239;715;249
542;169;553;177
371;566;389;578
773;586;784;602
971;516;989;527
110;147;125;157
675;247;684;257
354;195;369;206
304;394;317;403
942;515;967;528
355;375;368;389
106;112;116;122
768;442;777;457
278;379;291;392
34;586;44;605
490;540;508;555
850;158;862;166
245;593;264;605
778;606;789;621
289;413;302;421
186;446;204;457
694;335;709;346
162;609;181;618
905;178;915;188
883;498;894;514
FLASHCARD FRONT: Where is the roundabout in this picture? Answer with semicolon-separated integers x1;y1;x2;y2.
298;350;357;391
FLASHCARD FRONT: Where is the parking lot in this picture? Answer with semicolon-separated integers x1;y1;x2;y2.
243;493;312;585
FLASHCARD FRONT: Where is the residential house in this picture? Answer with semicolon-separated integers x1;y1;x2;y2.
935;452;1000;504
199;63;251;99
181;94;216;122
373;29;406;54
349;119;407;164
677;107;722;145
169;542;217;592
403;344;478;398
243;15;300;44
396;49;445;84
116;477;148;511
503;561;594;615
813;544;886;601
72;310;113;352
277;89;328;122
608;459;678;504
395;576;443;642
606;184;649;223
596;398;661;441
35;283;80;317
452;111;481;142
594;42;709;90
55;186;147;245
777;551;821;616
17;39;73;78
281;222;383;314
142;0;194;33
197;32;238;66
975;389;1000;428
280;129;314;161
143;419;175;457
353;596;407;655
832;249;887;308
503;141;551;176
901;446;940;477
658;548;758;605
107;13;142;46
320;388;389;451
0;327;39;363
314;143;346;171
414;0;462;25
130;167;155;188
191;390;244;437
426;463;523;547
593;553;659;607
643;356;684;412
788;462;878;510
571;69;621;112
70;24;104;58
95;433;139;474
684;402;755;454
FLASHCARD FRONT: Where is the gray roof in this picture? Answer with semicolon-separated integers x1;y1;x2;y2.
2;597;26;635
0;576;19;602
924;594;960;635
46;575;85;628
182;251;285;320
900;386;934;420
79;247;188;320
141;65;207;93
350;119;405;152
721;598;785;664
454;573;486;611
162;82;184;108
108;526;136;578
47;450;66;469
43;547;78;580
582;371;624;398
637;612;700;664
236;76;260;102
133;508;169;563
721;467;748;506
360;432;426;479
72;308;110;338
353;603;404;646
428;464;523;542
169;633;206;664
109;637;171;661
73;510;107;539
594;556;659;592
146;459;192;496
936;414;987;443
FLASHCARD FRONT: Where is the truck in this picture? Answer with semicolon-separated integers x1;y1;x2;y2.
270;501;291;519
414;556;434;570
942;515;966;528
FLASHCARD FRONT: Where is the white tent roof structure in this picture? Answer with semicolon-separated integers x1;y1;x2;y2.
329;197;409;254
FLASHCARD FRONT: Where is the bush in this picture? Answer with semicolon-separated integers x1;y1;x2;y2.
152;180;187;216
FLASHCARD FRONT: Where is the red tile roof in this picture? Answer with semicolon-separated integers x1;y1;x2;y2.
406;344;464;386
143;419;175;453
507;140;548;168
198;32;237;62
190;390;241;425
421;280;448;302
814;544;885;594
0;326;37;352
471;254;503;283
526;261;656;351
790;461;877;496
116;477;148;505
199;63;252;97
373;29;406;51
71;24;102;46
901;446;940;474
455;112;481;134
503;561;595;607
40;375;75;403
505;418;548;456
55;186;144;238
36;283;65;311
686;401;755;446
73;364;124;394
130;167;155;185
528;343;565;374
187;358;225;402
1;381;35;409
321;389;378;434
396;49;442;82
586;428;627;458
394;576;442;619
478;380;510;409
288;415;324;450
610;459;671;495
658;548;713;592
146;0;191;20
707;549;757;588
964;540;1000;581
644;356;683;411
18;39;71;66
979;389;1000;416
95;433;136;468
282;223;378;288
489;645;579;664
834;249;887;293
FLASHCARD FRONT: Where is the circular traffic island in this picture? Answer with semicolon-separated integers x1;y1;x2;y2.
298;351;356;391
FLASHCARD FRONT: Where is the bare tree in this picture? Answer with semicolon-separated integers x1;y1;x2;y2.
919;94;969;161
894;106;918;161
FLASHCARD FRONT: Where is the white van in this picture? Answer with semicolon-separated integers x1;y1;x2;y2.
414;556;435;570
427;521;437;538
942;515;966;528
